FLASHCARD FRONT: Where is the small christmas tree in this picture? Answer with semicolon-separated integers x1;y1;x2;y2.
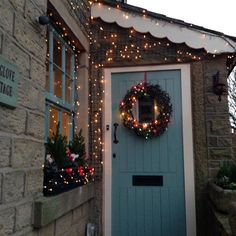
68;129;86;166
45;123;71;168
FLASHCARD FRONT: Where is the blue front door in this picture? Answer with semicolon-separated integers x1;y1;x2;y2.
111;70;186;236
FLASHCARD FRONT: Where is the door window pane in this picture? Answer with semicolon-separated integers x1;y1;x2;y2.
138;97;155;123
53;36;62;68
54;66;62;98
49;107;59;138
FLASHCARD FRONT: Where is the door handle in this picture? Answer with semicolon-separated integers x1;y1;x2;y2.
113;123;119;144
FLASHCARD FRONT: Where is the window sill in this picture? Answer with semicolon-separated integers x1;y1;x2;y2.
33;183;94;228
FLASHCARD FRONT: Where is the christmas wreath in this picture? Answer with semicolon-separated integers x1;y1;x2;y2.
119;82;172;139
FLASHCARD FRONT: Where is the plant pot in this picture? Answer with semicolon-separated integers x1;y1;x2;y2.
208;182;236;213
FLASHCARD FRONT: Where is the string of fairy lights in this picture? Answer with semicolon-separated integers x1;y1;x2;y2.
48;0;235;170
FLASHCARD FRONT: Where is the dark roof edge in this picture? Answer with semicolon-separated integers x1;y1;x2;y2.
100;0;236;43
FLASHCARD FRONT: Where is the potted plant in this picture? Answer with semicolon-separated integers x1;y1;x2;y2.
43;124;94;196
208;161;236;213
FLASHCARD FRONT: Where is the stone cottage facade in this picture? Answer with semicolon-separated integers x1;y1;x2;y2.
0;0;94;235
0;0;236;235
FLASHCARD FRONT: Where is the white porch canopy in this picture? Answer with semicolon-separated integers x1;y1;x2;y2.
91;3;236;54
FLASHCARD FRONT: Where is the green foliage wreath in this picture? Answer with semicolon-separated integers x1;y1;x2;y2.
119;82;172;139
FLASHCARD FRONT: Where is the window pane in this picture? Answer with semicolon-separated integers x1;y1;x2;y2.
46;31;49;59
66;76;71;103
53;36;62;67
49;107;59;138
54;66;62;98
45;60;49;91
62;112;70;139
66;49;71;75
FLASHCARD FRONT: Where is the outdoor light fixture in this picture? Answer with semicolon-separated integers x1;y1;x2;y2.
212;71;227;102
38;15;50;25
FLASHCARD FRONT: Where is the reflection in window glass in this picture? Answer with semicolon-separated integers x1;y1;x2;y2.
45;60;49;92
138;97;155;123
66;76;71;103
49;107;59;138
54;66;62;98
53;36;62;67
62;112;70;139
46;27;75;142
66;49;71;75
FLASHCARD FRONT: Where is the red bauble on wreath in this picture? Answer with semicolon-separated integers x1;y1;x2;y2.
119;81;172;139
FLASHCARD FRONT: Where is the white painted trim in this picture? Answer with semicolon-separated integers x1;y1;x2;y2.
103;64;196;236
49;0;89;51
92;3;236;54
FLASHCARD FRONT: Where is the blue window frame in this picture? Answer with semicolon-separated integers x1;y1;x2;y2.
45;25;75;141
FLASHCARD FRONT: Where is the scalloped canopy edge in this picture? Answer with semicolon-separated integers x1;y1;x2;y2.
91;3;236;54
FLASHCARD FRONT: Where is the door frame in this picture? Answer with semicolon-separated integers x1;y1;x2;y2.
103;64;196;236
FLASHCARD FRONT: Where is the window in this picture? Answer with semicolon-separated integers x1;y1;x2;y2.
45;26;75;141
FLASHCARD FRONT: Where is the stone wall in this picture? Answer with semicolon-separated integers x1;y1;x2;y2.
90;16;234;235
0;0;47;235
0;0;93;235
34;184;95;236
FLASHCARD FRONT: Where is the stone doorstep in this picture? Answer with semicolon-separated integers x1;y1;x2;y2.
33;183;94;228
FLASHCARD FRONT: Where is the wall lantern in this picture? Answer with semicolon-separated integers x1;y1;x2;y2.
38;15;50;25
212;71;227;102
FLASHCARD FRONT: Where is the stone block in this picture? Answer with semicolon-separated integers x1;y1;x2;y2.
38;222;55;236
0;207;15;234
12;138;44;168
0;30;3;54
34;183;94;228
30;57;46;88
55;212;73;236
25;168;43;196
37;89;45;112
25;230;40;236
8;0;26;13
2;35;30;78
208;168;219;179
0;0;14;35
0;224;5;236
14;14;46;58
0;136;11;167
208;160;221;168
208;148;232;160
25;0;47;21
81;202;90;218
18;79;41;110
0;174;2;203
70;221;88;236
203;58;228;77
72;206;83;224
26;111;45;139
2;170;25;203
218;137;232;147
207;120;231;135
206;94;228;106
15;202;32;230
0;106;26;135
208;137;217;147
